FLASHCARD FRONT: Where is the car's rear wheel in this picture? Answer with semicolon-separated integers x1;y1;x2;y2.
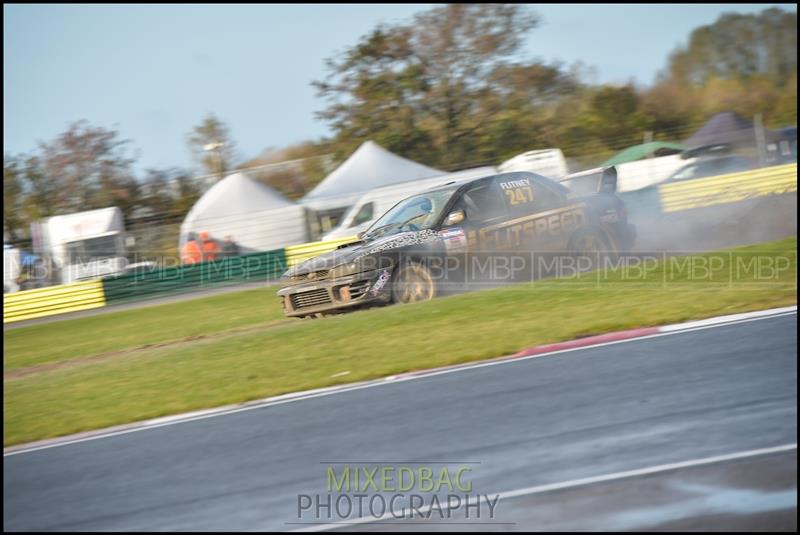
568;227;619;273
392;261;436;304
569;227;616;255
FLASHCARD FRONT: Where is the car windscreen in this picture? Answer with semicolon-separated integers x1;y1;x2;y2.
362;187;458;240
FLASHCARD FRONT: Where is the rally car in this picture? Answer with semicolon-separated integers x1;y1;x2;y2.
278;169;635;318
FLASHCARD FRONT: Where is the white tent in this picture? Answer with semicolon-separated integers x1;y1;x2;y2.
300;141;444;212
179;172;308;254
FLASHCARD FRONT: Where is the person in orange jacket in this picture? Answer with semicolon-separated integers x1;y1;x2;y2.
200;231;220;262
181;233;203;265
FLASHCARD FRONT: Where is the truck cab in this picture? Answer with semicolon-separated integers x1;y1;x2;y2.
36;207;129;285
60;231;128;283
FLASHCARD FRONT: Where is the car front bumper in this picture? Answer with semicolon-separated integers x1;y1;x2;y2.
276;267;394;317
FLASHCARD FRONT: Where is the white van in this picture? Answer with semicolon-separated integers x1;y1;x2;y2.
322;166;497;240
498;149;569;179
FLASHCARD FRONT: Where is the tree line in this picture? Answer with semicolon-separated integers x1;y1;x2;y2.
4;4;796;244
310;5;796;167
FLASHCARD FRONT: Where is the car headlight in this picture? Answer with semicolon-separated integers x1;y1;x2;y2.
330;261;360;279
331;256;395;279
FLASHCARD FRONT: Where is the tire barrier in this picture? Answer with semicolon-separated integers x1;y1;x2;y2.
3;280;106;323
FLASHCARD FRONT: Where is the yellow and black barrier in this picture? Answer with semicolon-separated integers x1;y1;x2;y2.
658;163;797;213
3;280;107;323
284;236;360;267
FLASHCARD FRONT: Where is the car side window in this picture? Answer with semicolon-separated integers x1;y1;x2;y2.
529;177;566;212
720;157;749;174
460;182;506;223
672;164;699;181
695;162;716;179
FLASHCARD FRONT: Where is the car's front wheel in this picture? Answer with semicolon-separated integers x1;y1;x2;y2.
391;261;437;304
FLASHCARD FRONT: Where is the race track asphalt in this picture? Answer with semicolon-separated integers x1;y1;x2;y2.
3;313;797;531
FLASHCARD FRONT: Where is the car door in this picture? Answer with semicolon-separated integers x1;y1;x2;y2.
524;175;583;250
454;179;510;252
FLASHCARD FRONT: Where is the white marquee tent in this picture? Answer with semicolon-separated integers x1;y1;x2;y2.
300;141;444;212
179;172;308;253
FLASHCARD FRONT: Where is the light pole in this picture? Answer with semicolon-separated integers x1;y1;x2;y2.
203;141;225;184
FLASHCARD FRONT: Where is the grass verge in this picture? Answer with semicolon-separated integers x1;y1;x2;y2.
3;286;287;371
4;238;796;446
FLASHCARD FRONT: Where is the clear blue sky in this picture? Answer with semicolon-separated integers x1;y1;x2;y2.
4;3;795;173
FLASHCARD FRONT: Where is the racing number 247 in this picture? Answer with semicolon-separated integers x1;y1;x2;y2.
505;186;534;205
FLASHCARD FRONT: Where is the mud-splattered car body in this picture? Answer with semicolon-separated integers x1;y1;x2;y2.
278;171;635;318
